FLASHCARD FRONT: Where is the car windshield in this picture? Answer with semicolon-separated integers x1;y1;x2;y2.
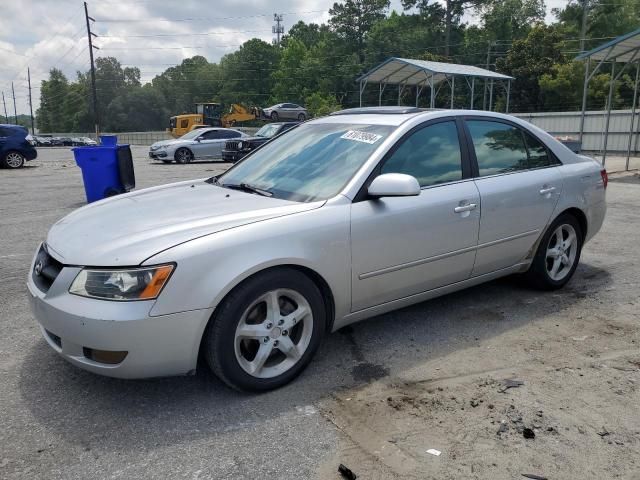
218;122;395;202
179;130;205;140
255;124;282;138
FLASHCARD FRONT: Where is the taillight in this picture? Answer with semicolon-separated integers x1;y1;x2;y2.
600;169;608;189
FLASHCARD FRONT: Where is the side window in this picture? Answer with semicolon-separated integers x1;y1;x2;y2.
180;119;189;129
223;130;242;139
524;131;557;168
381;121;463;187
467;120;528;176
200;130;220;140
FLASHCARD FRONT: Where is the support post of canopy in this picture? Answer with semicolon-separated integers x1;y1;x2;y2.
602;62;616;165
488;79;494;111
430;73;435;108
506;79;511;113
470;77;475;109
626;60;640;170
450;75;455;109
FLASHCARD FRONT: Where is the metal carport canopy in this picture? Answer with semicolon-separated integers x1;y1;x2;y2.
575;27;640;168
356;57;514;86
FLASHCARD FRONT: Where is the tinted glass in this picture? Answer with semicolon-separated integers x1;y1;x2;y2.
524;131;555;168
381;121;463;187
255;124;282;138
200;130;220;140
220;123;395;202
467;120;529;176
226;130;242;138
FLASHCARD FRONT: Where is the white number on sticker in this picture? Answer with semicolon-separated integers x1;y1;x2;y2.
340;130;383;144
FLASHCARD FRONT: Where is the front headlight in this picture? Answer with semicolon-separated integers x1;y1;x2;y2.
69;264;174;301
237;141;243;149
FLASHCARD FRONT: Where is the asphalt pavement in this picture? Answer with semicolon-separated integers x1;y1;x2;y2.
1;147;639;479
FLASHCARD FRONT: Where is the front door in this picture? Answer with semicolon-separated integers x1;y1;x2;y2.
463;118;564;276
191;130;223;160
351;119;480;312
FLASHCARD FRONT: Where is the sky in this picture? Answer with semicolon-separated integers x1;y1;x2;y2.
0;0;569;117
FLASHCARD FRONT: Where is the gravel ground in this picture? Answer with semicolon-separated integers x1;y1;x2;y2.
1;147;639;479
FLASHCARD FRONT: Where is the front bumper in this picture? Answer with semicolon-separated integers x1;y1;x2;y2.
27;260;213;379
221;149;245;162
149;150;168;159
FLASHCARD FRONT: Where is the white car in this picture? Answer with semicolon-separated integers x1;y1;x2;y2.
149;127;246;163
28;107;606;391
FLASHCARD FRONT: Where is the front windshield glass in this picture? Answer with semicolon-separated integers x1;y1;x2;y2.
219;122;395;202
255;124;281;138
179;129;204;140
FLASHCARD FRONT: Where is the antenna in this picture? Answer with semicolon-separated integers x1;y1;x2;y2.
272;13;284;46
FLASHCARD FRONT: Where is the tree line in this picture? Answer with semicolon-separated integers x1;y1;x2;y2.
34;0;640;133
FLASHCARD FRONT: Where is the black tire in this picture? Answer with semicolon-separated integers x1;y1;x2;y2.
174;148;193;164
204;268;326;392
1;150;25;169
524;213;583;290
298;113;306;121
270;111;279;121
161;160;173;164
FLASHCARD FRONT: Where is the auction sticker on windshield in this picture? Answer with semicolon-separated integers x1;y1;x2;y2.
340;130;383;144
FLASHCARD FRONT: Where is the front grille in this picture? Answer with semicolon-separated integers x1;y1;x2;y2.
225;140;240;151
32;244;64;293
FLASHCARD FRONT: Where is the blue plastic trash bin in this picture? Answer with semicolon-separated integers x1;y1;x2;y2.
100;135;117;146
73;146;126;203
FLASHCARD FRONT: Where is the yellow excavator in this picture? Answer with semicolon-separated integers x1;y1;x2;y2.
167;103;261;138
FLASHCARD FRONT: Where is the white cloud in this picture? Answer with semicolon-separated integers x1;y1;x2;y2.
1;0;568;117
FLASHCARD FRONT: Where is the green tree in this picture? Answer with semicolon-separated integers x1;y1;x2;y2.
329;0;390;63
305;92;342;116
495;25;565;111
478;0;546;43
36;68;69;132
103;86;169;132
271;39;309;104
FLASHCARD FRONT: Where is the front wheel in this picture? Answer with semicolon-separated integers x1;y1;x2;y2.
2;151;25;169
270;111;279;121
204;268;326;392
524;214;583;290
174;148;193;164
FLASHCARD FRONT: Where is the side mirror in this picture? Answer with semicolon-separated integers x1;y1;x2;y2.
367;173;420;198
195;137;202;142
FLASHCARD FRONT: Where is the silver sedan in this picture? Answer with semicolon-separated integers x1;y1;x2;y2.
262;103;308;122
149;127;246;163
28;107;606;391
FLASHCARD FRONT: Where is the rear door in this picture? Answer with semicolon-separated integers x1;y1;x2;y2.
350;118;480;311
464;118;563;276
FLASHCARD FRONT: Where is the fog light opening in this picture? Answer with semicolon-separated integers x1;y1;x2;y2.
83;347;128;365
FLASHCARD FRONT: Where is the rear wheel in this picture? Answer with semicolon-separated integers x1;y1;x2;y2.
524;214;583;290
298;113;306;121
2;151;25;169
174;148;193;164
204;268;326;392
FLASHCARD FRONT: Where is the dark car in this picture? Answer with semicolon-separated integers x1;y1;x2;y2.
0;125;37;168
222;122;298;162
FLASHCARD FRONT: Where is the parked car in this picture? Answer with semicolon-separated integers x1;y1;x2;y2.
71;137;97;146
0;124;37;168
34;136;53;147
149;127;246;163
59;137;73;146
222;122;298;162
50;137;64;146
28;107;606;391
262;103;307;122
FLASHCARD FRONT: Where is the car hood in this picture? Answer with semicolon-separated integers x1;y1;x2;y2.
151;139;183;148
46;179;324;266
242;136;270;143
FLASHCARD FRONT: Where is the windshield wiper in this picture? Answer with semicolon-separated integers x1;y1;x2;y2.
222;182;273;197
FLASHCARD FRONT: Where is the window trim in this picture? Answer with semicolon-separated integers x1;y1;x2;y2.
460;115;561;180
353;117;473;203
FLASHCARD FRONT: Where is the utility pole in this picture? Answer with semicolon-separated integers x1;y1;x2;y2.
27;68;35;134
84;1;100;137
2;92;8;124
580;0;589;53
272;13;284;46
11;82;17;124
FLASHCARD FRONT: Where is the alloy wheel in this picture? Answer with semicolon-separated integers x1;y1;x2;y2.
234;289;313;379
5;152;25;168
545;224;577;281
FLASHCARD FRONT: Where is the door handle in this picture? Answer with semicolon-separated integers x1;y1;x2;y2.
539;186;556;195
454;203;477;213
